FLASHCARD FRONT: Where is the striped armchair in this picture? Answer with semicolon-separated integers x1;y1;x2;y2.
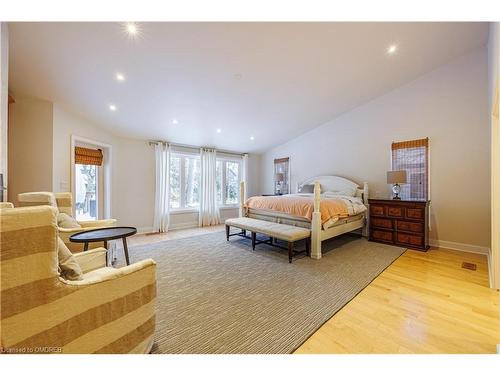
0;206;157;354
17;192;116;252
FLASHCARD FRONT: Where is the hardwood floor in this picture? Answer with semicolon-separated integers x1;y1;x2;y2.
296;248;499;354
128;224;225;247
131;228;500;353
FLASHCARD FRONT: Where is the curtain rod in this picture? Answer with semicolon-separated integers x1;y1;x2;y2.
148;140;247;157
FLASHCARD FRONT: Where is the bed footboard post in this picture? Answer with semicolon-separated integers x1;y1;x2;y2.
311;180;322;259
362;182;369;237
239;181;246;218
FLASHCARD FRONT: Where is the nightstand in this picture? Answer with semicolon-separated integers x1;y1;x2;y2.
368;198;430;251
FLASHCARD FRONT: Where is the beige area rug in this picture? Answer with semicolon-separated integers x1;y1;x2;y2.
117;231;405;354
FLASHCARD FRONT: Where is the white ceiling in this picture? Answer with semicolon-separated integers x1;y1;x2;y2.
8;22;488;153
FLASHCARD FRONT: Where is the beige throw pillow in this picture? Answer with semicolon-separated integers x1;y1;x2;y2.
58;237;83;281
57;212;82;229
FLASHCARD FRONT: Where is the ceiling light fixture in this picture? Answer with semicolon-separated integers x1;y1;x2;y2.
216;128;222;133
250;136;255;141
172;119;179;125
109;104;117;111
116;73;125;81
124;22;140;37
387;44;397;54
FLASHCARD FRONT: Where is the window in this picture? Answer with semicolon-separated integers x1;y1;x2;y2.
74;146;104;221
391;138;429;200
169;153;201;209
75;164;98;220
169;153;241;210
216;159;241;206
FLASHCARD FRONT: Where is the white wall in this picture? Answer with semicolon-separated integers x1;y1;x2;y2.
52;104;155;230
260;47;490;249
8;95;54;205
51;104;254;232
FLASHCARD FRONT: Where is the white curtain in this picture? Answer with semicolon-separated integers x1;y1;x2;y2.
241;153;249;201
199;148;220;227
153;142;170;232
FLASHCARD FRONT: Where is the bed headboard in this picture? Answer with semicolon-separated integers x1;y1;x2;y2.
297;175;369;204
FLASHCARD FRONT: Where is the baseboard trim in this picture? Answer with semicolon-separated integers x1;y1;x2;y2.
137;227;154;234
136;222;200;234
429;239;490;255
169;221;199;231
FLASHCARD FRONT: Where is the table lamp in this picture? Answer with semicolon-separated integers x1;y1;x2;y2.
387;170;407;200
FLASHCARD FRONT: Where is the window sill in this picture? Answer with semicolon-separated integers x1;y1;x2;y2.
169;206;239;214
170;208;199;215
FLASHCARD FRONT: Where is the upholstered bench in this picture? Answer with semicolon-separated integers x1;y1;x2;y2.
225;217;311;263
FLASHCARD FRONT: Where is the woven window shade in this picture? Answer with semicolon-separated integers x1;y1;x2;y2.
75;146;103;166
391;138;429;200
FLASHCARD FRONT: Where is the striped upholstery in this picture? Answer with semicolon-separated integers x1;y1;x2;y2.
54;192;73;216
0;206;157;353
17;192;57;208
18;192;117;253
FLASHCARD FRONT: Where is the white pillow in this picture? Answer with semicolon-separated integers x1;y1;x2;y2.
323;189;356;197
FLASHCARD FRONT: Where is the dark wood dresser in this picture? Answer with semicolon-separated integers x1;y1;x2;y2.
368;198;430;251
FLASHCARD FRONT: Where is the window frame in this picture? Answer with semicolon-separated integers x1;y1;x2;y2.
217;155;242;209
70;135;112;220
390;138;430;201
169;151;201;213
169;152;243;213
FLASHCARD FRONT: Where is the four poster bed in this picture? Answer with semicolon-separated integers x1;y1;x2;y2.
239;176;369;259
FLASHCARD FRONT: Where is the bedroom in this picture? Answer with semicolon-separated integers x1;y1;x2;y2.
0;0;499;372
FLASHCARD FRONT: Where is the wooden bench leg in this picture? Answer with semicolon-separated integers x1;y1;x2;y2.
251;232;256;250
226;225;230;241
288;242;293;263
305;238;310;256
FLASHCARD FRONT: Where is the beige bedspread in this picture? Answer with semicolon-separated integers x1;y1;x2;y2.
244;195;350;225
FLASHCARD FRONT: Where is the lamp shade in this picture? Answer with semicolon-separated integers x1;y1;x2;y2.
387;170;407;184
276;173;284;182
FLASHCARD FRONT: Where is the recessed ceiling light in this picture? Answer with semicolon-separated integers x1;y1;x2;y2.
115;73;125;82
216;128;222;133
172;119;179;125
109;104;117;111
250;136;255;141
387;44;397;54
124;22;139;37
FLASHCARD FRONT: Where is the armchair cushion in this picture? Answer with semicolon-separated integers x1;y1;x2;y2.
57;238;83;280
73;248;108;273
57;212;82;229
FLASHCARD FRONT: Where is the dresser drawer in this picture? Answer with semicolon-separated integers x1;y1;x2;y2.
371;229;393;243
387;206;404;218
371;217;393;230
396;220;423;234
396;232;424;247
406;207;425;221
370;205;386;216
